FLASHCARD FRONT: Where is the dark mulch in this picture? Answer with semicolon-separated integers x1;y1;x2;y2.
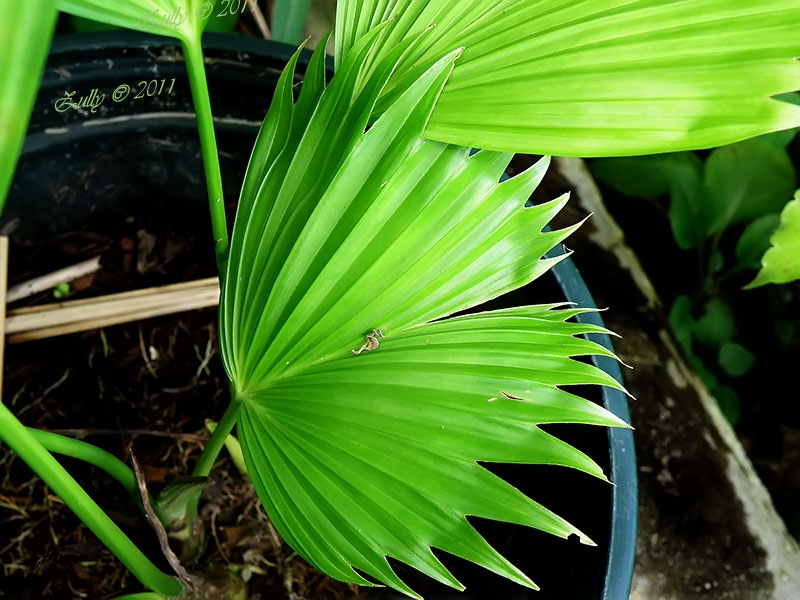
0;209;363;599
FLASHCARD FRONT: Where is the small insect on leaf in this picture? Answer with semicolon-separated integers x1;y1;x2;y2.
351;329;384;356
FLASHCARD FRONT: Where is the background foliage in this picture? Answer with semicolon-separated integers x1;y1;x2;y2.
591;99;800;425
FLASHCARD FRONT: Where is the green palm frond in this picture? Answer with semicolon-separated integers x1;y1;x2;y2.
237;307;627;596
58;0;218;41
221;30;628;596
336;0;800;156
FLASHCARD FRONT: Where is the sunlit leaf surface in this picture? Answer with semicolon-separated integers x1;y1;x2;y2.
337;0;800;156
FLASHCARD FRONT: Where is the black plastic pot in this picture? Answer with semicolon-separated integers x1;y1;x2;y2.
6;32;636;599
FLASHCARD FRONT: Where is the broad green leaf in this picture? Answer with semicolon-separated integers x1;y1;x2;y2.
592;137;794;251
774;320;796;345
668;295;695;355
746;190;800;288
591;153;714;248
336;0;800;157
0;0;58;208
691;355;718;391
712;386;741;426
694;298;734;347
58;0;219;42
705;138;795;234
736;214;781;271
669;295;722;395
718;341;755;378
221;30;627;596
591;152;700;201
667;158;715;250
708;249;724;276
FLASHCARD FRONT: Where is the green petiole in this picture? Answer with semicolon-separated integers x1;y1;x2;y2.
192;395;240;477
26;428;140;502
181;37;229;279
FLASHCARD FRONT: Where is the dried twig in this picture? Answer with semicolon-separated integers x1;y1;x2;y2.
6;277;219;343
7;256;101;304
129;451;203;590
247;0;271;39
207;504;230;564
48;428;207;442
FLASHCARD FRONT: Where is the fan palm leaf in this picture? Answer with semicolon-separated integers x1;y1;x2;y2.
221;29;628;596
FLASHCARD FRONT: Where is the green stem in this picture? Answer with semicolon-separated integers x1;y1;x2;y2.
205;419;248;478
192;398;239;477
0;404;181;598
181;37;229;278
27;428;140;502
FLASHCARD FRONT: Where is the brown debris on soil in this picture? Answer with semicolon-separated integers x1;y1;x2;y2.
0;309;365;599
0;216;364;598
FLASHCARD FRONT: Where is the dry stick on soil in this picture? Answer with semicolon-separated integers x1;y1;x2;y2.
129;450;204;591
247;0;271;39
50;429;207;442
6;277;219;343
6;256;101;304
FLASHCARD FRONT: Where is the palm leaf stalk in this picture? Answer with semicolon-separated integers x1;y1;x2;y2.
53;0;233;501
182;35;229;276
26;428;142;501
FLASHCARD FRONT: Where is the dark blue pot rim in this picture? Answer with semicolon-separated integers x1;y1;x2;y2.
546;246;637;600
